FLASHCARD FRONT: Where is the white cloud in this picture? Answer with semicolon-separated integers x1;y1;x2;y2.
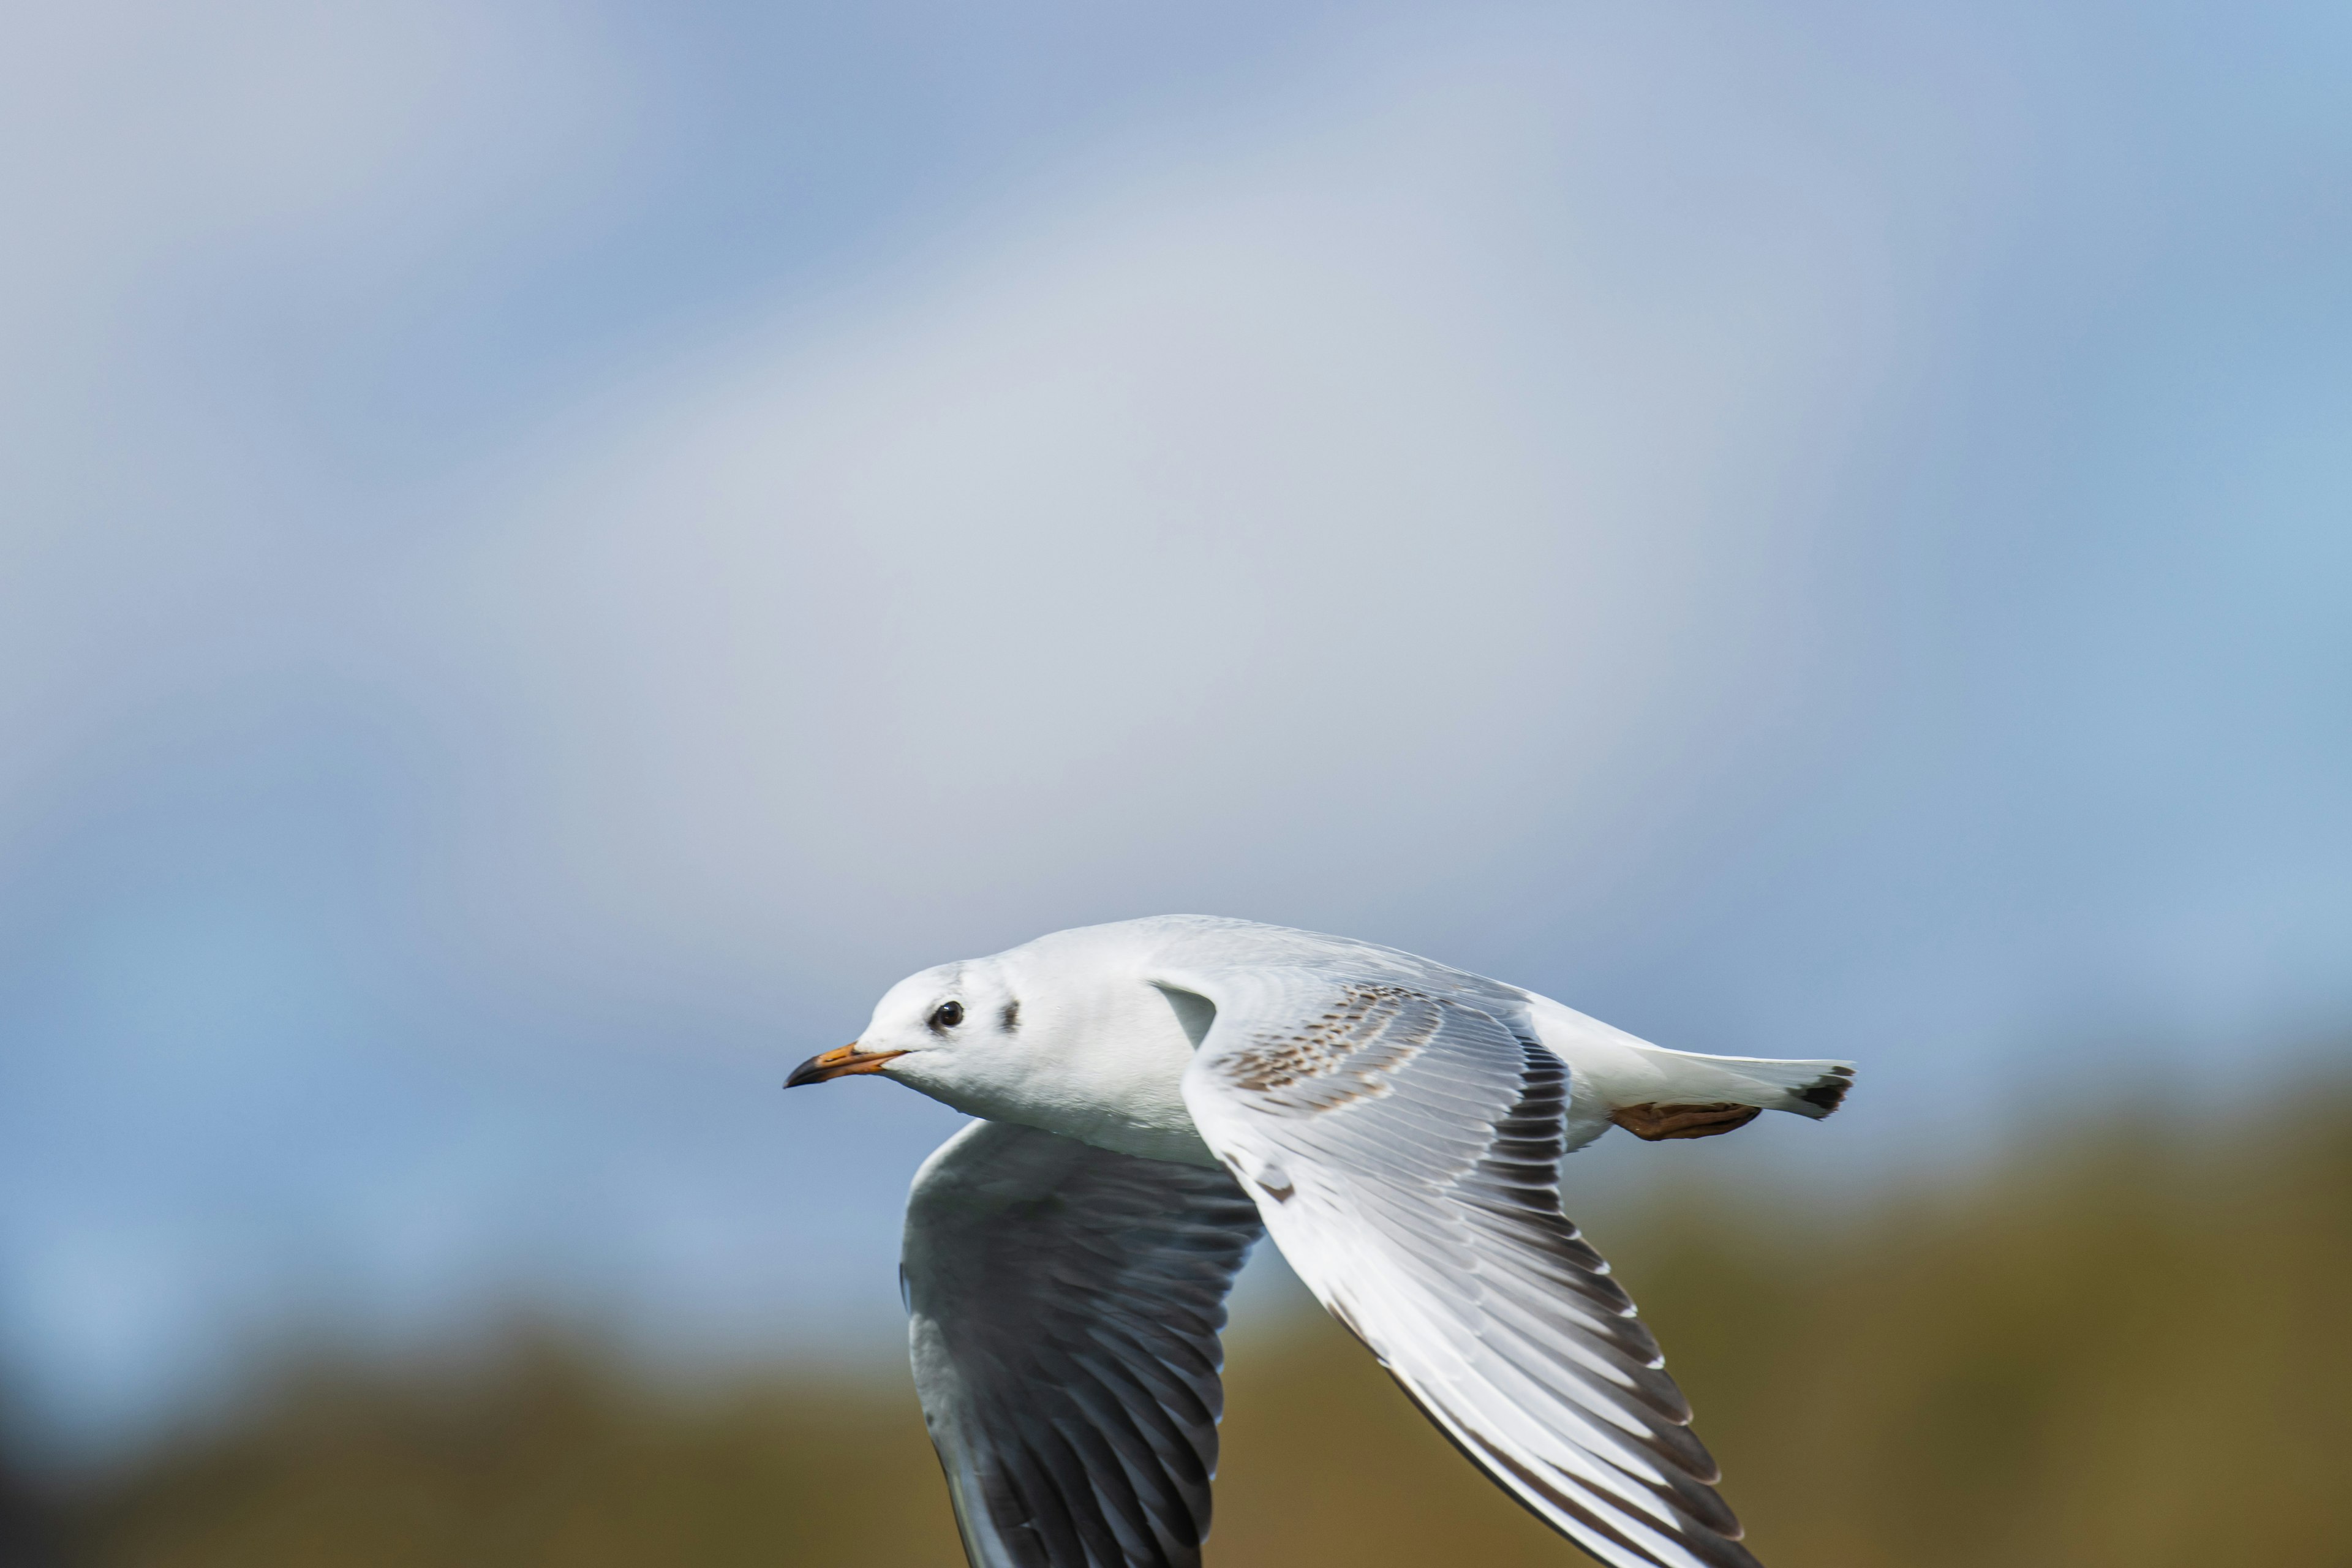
0;0;625;857
435;21;1935;1005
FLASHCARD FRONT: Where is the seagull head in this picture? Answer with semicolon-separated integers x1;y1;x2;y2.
785;959;1026;1101
782;929;1208;1163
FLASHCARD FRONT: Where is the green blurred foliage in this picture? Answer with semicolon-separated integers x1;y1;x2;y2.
53;1091;2352;1567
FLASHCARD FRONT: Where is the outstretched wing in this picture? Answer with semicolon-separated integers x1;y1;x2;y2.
902;1120;1265;1568
1163;963;1760;1568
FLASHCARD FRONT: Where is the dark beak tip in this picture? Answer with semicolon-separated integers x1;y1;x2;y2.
785;1043;901;1090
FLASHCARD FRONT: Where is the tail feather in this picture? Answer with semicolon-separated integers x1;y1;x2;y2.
1791;1063;1856;1117
1634;1050;1858;1120
1527;997;1858;1143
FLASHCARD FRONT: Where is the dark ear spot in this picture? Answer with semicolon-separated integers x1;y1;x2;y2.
1000;999;1020;1033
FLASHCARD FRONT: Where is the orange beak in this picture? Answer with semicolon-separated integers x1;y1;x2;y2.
785;1042;907;1088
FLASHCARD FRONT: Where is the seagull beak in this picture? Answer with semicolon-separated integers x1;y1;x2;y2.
785;1042;907;1088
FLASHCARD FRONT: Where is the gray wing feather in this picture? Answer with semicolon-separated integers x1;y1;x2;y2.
1164;963;1760;1568
902;1120;1265;1568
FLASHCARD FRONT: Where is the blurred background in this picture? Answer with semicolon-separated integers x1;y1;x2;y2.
2;0;2348;1563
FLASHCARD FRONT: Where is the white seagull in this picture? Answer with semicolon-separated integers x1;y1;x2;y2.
786;915;1853;1568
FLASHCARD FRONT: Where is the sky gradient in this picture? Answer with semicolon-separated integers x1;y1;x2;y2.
4;0;2348;1453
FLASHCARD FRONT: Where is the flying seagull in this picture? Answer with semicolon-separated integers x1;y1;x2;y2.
786;915;1853;1568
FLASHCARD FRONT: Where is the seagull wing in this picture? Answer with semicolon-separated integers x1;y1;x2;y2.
1161;962;1760;1568
902;1119;1265;1568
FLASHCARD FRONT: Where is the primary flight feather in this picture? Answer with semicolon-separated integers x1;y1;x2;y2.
786;915;1854;1568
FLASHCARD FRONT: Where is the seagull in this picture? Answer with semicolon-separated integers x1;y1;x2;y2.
786;915;1853;1568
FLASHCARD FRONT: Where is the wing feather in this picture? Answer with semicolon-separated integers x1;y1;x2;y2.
1165;964;1763;1568
902;1120;1264;1568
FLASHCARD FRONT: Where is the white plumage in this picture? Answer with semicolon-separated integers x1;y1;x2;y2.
786;915;1855;1568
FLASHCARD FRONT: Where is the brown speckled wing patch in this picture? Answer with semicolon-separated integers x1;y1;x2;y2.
1216;984;1449;1110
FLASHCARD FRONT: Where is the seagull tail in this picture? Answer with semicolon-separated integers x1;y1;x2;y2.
1646;1050;1857;1120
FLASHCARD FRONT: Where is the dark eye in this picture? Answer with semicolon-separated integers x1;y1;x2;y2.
929;1000;965;1031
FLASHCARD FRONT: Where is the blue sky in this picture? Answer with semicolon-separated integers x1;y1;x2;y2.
2;0;2348;1452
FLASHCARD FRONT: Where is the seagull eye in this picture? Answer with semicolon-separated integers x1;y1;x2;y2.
929;1001;965;1031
